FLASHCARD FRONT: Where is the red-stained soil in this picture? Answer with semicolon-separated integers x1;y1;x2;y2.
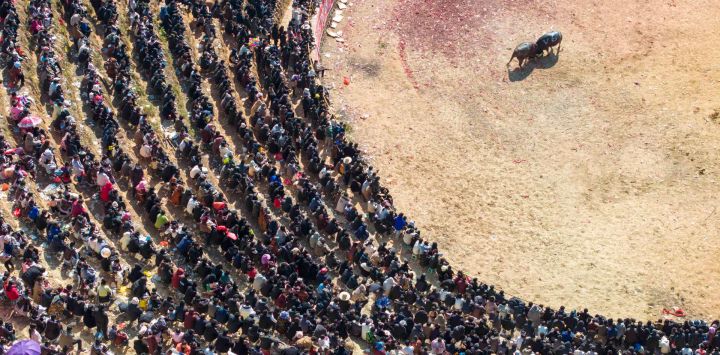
391;0;538;58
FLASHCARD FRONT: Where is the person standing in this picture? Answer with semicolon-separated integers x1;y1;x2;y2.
93;305;109;339
96;279;113;303
58;326;82;353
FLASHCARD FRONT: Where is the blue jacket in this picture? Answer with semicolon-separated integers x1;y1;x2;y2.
176;236;191;255
393;216;406;231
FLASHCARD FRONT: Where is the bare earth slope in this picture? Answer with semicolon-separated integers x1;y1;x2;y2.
322;0;720;319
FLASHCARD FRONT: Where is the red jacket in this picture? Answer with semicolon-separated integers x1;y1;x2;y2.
172;269;185;289
5;284;19;301
184;310;197;330
71;200;86;217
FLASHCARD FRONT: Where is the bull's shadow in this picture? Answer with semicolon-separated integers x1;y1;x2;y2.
508;51;560;82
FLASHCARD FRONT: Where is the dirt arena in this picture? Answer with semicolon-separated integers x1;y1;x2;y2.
321;0;720;319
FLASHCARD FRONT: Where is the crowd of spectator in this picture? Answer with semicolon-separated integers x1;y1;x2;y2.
0;0;717;354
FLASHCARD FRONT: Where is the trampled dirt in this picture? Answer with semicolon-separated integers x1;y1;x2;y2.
321;0;720;319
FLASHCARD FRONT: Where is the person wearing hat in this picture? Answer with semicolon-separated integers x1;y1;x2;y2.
39;147;56;175
239;303;255;320
9;60;23;88
338;291;351;312
190;163;203;180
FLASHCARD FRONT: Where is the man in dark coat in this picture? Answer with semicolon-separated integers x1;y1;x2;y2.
93;306;109;339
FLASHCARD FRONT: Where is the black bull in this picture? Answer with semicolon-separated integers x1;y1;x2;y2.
536;31;563;55
507;31;563;68
506;42;538;68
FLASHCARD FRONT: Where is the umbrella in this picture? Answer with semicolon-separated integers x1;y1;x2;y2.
8;340;41;355
17;116;42;129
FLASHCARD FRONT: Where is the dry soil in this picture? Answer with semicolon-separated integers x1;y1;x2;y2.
321;0;720;320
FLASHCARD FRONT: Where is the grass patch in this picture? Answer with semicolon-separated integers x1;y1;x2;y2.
158;26;168;42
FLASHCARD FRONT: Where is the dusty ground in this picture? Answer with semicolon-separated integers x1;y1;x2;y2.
321;0;720;319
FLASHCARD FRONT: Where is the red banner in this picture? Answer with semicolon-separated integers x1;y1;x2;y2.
312;0;336;61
